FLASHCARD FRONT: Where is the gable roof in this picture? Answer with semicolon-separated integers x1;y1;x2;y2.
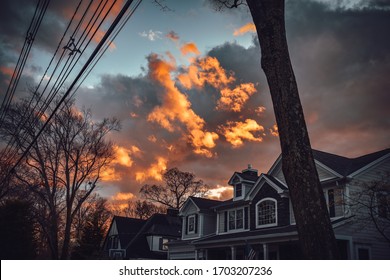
313;149;390;176
228;171;259;185
125;213;182;259
190;196;224;210
268;148;390;178
114;216;146;234
103;216;146;252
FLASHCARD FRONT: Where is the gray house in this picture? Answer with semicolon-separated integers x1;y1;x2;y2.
168;149;390;260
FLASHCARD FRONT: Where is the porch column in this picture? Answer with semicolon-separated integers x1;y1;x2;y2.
195;249;199;260
263;244;268;260
230;246;236;260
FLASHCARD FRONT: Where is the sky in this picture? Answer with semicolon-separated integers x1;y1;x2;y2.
1;0;389;207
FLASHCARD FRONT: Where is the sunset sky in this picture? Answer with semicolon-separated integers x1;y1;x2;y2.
1;0;389;206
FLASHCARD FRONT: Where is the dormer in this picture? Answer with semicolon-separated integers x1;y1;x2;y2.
228;164;259;201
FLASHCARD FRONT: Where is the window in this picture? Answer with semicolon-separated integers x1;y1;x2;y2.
159;238;169;251
356;246;371;260
256;198;277;228
328;189;335;218
188;215;195;234
235;184;243;198
377;193;389;218
324;188;344;218
111;235;119;249
228;208;244;231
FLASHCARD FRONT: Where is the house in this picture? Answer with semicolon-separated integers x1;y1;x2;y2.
168;148;390;260
103;209;181;259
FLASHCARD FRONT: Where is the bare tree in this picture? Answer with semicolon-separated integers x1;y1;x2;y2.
140;167;208;209
209;0;339;259
72;196;112;259
346;175;390;244
0;93;120;259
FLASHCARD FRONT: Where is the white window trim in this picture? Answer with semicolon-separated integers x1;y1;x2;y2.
225;207;248;233
234;183;244;200
289;199;296;225
187;214;196;234
256;198;278;229
355;244;371;260
324;187;344;220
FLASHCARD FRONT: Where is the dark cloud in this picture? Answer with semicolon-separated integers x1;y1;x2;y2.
283;0;390;156
1;0;389;201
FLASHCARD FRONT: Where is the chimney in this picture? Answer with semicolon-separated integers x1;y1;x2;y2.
166;208;179;217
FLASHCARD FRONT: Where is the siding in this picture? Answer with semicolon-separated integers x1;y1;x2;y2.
335;158;390;260
354;156;390;182
334;218;390;259
203;213;216;235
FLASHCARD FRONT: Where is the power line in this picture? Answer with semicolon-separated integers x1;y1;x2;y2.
8;0;137;176
0;0;85;163
0;0;50;126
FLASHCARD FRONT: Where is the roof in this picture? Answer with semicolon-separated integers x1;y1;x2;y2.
228;171;259;185
262;174;288;190
114;216;146;234
190;196;224;210
313;148;390;176
111;216;146;248
125;213;182;259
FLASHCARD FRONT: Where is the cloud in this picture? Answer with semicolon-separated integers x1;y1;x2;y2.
207;185;233;200
217;83;257;112
136;156;168;182
111;192;135;201
146;53;219;157
180;42;200;56
112;145;141;168
166;31;180;42
219;119;264;148
139;29;163;41
233;22;256;36
269;124;279;137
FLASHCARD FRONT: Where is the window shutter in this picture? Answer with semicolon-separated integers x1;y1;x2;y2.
159;237;163;250
185;216;188;234
194;214;198;234
328;189;335;218
244;207;249;229
224;211;227;232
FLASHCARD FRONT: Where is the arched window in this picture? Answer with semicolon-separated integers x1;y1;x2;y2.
256;198;277;228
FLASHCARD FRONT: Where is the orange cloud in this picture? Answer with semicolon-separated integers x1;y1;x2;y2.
112;145;141;167
233;22;256;36
135;156;168;182
178;56;235;90
255;106;266;115
180;42;200;56
219;119;264;147
207;185;233;200
101;167;121;181
148;135;157;143
269;124;279;137
0;66;14;77
112;192;135;201
217;83;257;112
147;54;218;157
62;0;124;51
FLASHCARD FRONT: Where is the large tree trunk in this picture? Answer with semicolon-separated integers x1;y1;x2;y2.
246;0;339;259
